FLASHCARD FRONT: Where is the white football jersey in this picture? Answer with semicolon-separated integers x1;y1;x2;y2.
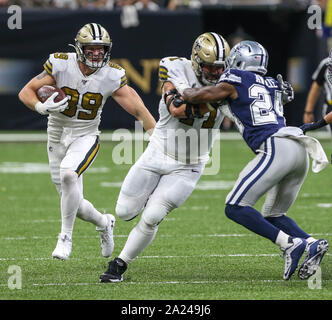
43;52;127;143
149;56;224;164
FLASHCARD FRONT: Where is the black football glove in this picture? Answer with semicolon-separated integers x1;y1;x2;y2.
277;74;294;105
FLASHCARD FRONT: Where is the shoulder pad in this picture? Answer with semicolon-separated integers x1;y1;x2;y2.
106;62;127;87
108;61;125;71
219;68;242;84
159;57;189;82
46;52;70;75
160;56;187;67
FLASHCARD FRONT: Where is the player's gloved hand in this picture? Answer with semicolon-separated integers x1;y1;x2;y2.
35;92;68;115
277;74;294;104
300;118;327;133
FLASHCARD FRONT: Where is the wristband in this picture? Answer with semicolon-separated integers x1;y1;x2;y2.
192;104;203;118
166;95;176;113
163;89;178;104
185;103;194;119
173;97;184;107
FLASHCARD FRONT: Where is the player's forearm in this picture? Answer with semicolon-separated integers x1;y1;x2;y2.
304;83;321;113
304;96;316;114
183;87;215;104
135;107;156;133
183;84;231;104
18;72;55;112
18;86;40;111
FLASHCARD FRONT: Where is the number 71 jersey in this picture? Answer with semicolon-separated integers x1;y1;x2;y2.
43;52;127;143
150;56;225;164
219;68;286;153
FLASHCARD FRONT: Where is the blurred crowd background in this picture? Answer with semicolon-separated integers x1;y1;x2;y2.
0;0;323;11
0;0;331;131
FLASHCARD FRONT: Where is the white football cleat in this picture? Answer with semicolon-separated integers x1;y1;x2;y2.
52;233;72;260
96;214;115;258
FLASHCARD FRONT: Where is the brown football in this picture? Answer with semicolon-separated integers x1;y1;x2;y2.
36;85;66;103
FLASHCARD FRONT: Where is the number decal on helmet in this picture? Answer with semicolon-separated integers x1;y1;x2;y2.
226;41;269;76
191;32;230;86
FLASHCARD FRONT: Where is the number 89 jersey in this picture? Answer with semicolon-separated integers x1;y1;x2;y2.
219;68;285;153
43;52;127;143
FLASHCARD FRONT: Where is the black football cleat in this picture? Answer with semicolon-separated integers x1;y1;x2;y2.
100;257;127;283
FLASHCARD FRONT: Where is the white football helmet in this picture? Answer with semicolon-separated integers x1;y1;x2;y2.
226;40;269;75
72;23;112;70
191;32;230;85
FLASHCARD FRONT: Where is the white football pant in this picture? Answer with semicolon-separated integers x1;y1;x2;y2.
115;143;205;264
47;135;106;237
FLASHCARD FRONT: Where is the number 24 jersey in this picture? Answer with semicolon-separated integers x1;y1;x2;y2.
219;68;285;153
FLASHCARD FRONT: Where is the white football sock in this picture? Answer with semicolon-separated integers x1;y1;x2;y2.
119;218;158;264
275;230;291;248
77;199;107;228
305;236;316;245
60;170;81;238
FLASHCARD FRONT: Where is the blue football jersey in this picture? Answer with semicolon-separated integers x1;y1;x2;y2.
219;68;285;153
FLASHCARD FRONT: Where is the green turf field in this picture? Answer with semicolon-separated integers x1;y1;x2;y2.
0;134;331;300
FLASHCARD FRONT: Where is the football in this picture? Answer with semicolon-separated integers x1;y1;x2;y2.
36;85;66;103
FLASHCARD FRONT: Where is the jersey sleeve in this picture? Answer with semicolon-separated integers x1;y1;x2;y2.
158;57;189;86
312;58;328;86
107;62;127;93
43;53;69;78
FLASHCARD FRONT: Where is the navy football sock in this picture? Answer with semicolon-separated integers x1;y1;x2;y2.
225;204;280;242
265;215;309;239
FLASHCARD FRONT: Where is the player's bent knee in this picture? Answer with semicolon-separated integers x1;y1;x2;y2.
142;204;168;226
137;218;158;235
115;202;140;221
225;204;240;221
60;169;78;185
